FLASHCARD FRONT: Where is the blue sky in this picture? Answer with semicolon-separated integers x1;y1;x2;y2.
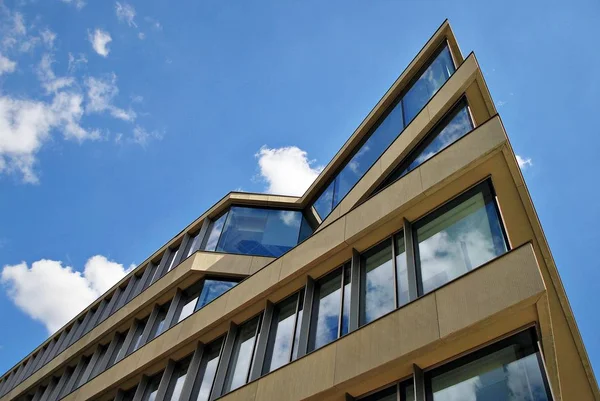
0;0;598;380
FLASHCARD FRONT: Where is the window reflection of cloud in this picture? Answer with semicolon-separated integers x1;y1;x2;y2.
506;354;550;400
198;280;236;309
278;210;301;227
313;288;341;350
195;356;219;401
226;335;255;391
418;203;501;294
364;258;395;324
267;312;295;372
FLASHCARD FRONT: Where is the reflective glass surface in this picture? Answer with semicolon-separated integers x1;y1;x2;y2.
360;239;395;326
191;339;223;401
308;269;342;352
128;318;148;354
177;295;198;324
142;374;162;401
335;101;404;205
184;231;202;258
415;183;507;294
403;45;455;124
195;279;238;311
341;264;351;336
216;207;310;257
431;338;550;401
166;245;181;272
150;303;170;340
109;330;128;366
223;316;260;393
310;45;455;221
202;213;228;252
263;295;299;374
291;295;304;360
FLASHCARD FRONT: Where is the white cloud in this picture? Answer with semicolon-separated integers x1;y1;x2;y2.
88;29;112;57
59;0;85;9
1;256;134;334
132;125;162;147
67;52;88;73
40;28;56;49
138;32;145;40
37;53;75;94
255;146;322;196
85;74;136;121
115;2;137;27
0;91;96;183
516;154;533;169
0;53;16;75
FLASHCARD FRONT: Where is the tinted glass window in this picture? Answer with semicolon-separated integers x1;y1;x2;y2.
128;318;148;354
415;182;507;294
166;245;181;272
90;345;108;378
190;339;223;401
312;181;335;221
335;101;404;205
216;207;309;257
223;316;260;393
142;373;162;401
429;331;550;401
184;231;202;258
177;294;199;324
108;330;128;366
308;269;343;352
202;213;228;252
360;239;395;326
263;293;302;374
341;265;351;336
195;279;238;311
403;45;455;124
150;303;170;340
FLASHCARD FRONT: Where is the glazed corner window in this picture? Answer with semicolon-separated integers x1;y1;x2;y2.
414;181;508;295
308;264;351;352
262;291;304;374
216;207;312;257
201;213;228;252
427;329;552;401
223;316;261;393
190;338;224;401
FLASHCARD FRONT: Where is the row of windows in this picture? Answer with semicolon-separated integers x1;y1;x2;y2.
354;329;552;401
311;41;456;221
111;329;552;401
14;278;239;401
63;179;512;401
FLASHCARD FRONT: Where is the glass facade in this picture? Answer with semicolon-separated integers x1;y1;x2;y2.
377;100;474;192
262;292;304;374
308;265;350;352
223;316;261;393
205;206;312;257
311;43;456;221
141;373;162;401
190;339;223;401
195;279;238;312
414;181;508;294
360;239;396;326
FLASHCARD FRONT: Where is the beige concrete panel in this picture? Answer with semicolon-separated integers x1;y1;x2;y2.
266;195;301;206
219;381;258;401
248;256;275;275
464;81;492;125
436;244;545;338
334;293;439;386
419;117;506;192
190;252;252;276
315;205;341;233
536;294;561;398
279;217;347;282
224;259;283;316
344;169;422;243
254;343;337;401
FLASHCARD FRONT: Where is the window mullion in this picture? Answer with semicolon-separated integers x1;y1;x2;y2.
139;304;161;346
349;249;361;332
403;218;419;300
178;342;204;401
249;302;274;381
296;276;315;358
337;268;345;338
288;292;302;362
163;289;183;330
413;364;426;401
210;322;238;400
131;375;149;401
154;359;176;401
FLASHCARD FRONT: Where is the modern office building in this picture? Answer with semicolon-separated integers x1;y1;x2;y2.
0;20;597;401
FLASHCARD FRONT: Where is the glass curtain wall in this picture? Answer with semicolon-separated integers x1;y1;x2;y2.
311;43;456;220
